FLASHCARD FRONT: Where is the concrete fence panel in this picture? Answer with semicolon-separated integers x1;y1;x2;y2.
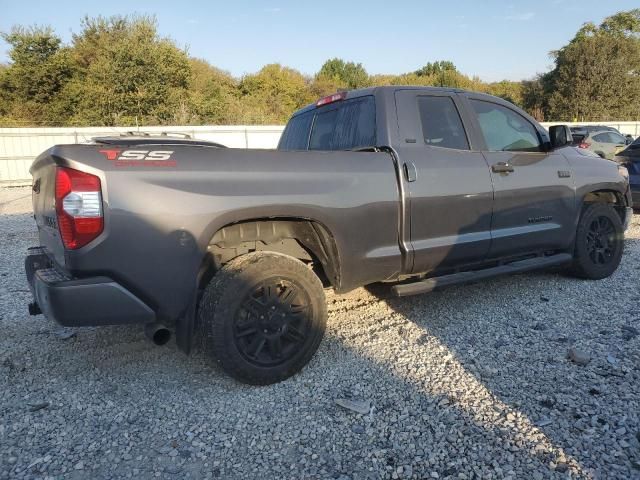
0;126;286;186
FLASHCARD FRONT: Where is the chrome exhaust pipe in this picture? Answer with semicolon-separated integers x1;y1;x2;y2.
144;322;171;346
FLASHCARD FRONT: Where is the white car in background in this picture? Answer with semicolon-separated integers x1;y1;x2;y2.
572;129;630;160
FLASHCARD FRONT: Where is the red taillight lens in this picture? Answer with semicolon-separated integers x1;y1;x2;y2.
578;142;591;149
55;167;103;250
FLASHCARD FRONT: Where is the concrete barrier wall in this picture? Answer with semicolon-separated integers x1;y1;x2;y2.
2;121;639;185
0;125;285;186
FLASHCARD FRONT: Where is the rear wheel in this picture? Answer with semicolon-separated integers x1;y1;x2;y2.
199;251;326;385
568;203;624;279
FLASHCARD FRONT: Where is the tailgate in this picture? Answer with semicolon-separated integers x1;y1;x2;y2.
30;152;66;267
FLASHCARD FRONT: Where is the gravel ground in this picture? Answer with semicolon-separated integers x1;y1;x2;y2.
1;185;639;480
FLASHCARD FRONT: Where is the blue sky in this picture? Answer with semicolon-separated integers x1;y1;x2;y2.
1;0;638;82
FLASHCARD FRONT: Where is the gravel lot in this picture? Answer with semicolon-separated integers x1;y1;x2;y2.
1;185;639;480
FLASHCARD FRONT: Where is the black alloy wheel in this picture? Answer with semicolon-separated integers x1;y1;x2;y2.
233;279;311;367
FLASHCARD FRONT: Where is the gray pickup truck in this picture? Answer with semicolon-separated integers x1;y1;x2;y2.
25;86;632;384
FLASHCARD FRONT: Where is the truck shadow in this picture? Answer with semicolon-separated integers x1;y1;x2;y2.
356;237;640;478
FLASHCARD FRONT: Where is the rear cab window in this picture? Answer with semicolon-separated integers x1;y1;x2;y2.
278;111;314;150
278;95;376;151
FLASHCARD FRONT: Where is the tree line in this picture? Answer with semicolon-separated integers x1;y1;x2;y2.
0;9;638;127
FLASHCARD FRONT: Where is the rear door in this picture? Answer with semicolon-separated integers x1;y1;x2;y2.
591;132;614;159
462;95;576;258
394;90;494;274
608;132;628;158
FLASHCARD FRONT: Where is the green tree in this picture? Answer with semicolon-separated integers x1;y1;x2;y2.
316;58;369;90
546;9;640;121
239;64;313;124
414;60;457;77
0;26;73;125
0;64;9;118
413;61;468;87
599;9;640;36
65;15;191;126
520;74;553;121
187;58;241;124
486;80;524;107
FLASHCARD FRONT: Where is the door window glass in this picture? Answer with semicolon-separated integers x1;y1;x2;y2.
470;100;541;152
417;96;469;150
608;132;626;144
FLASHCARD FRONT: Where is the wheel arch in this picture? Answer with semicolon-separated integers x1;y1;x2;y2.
177;217;341;355
203;218;342;290
582;188;627;222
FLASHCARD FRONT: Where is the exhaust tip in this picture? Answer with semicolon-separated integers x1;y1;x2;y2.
144;323;171;346
28;302;42;316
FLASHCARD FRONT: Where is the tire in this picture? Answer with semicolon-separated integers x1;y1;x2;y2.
199;251;327;385
568;203;624;280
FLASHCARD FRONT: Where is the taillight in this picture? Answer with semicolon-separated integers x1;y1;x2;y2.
578;142;591;149
55;167;103;249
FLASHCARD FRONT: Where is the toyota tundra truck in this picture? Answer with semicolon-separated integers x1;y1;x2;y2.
25;87;633;385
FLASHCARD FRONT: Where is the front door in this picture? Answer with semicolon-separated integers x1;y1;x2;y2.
463;96;576;259
394;90;494;274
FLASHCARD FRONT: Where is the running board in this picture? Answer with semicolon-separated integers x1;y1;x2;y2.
392;253;572;297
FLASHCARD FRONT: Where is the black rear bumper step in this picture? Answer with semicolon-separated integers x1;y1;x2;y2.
392;253;573;297
25;249;156;327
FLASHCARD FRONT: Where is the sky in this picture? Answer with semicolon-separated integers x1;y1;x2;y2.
1;0;638;82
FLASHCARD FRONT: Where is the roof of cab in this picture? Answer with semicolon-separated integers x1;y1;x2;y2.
290;85;480;118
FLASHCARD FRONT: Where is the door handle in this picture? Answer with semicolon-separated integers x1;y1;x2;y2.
403;162;417;182
492;162;514;174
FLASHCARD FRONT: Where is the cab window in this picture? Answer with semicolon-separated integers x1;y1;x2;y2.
308;96;376;151
470;100;542;152
417;96;469;150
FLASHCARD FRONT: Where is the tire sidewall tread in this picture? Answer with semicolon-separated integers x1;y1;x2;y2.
570;203;624;280
199;251;326;385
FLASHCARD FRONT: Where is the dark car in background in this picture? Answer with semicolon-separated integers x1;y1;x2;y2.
615;137;640;207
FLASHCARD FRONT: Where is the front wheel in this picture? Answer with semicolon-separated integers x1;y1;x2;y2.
199;251;327;385
568;203;624;280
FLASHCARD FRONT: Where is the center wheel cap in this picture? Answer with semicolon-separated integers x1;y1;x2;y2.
233;279;311;367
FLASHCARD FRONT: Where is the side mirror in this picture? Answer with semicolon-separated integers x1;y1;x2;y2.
549;125;572;149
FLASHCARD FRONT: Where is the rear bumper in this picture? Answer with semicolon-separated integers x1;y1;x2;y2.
25;247;155;327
